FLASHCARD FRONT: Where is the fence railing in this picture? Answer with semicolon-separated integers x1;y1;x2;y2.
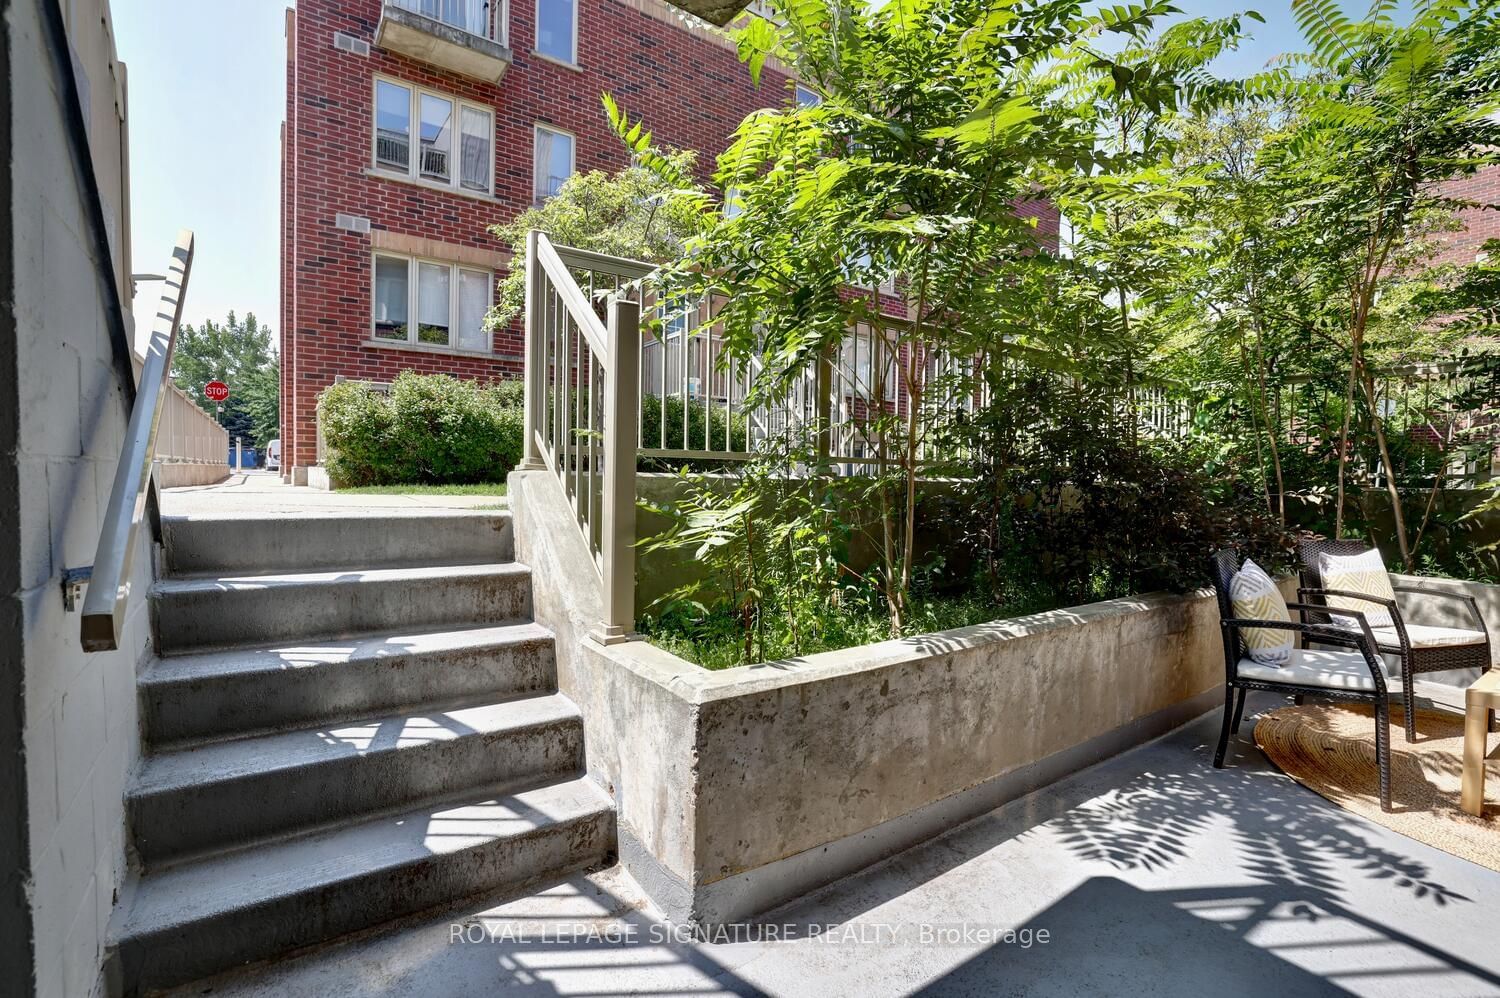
522;231;1500;638
386;0;506;46
520;231;1209;638
523;230;642;642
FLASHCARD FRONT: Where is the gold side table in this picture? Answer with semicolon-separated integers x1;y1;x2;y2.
1461;670;1500;816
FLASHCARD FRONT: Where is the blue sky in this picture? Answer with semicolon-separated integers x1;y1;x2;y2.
115;2;288;345
111;0;1379;347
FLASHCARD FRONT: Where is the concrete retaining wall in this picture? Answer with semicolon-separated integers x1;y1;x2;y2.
511;468;1235;927
156;462;229;489
1391;573;1500;635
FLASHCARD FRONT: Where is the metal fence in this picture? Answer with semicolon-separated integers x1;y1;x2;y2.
521;230;1500;636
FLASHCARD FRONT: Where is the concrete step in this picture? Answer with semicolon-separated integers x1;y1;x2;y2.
140;622;557;747
162;510;514;576
110;777;615;996
128;692;585;866
151;563;532;654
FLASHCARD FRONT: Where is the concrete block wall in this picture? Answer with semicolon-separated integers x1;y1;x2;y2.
2;1;148;996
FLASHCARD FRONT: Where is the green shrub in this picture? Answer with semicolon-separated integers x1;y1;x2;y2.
638;393;750;470
318;372;523;487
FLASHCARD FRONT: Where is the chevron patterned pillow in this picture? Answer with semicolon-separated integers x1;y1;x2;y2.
1316;548;1395;628
1230;558;1293;665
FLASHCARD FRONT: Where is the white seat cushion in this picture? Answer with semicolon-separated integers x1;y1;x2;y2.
1327;621;1488;648
1238;647;1397;693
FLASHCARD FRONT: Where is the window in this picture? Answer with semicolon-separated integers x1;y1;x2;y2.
372;77;492;194
457;269;491;351
373;256;410;341
723;187;743;218
418;94;453;182
416;262;451;344
533;124;575;202
841;330;897;402
370;254;493;352
536;0;576;64
794;83;820;108
375;80;411;171
459;106;491;192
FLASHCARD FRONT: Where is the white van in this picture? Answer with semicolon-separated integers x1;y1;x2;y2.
266;438;281;472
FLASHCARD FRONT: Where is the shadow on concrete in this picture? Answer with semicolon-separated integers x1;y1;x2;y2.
915;877;1499;997
742;699;1496;995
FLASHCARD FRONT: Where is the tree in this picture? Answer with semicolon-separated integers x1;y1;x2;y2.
486;152;704;328
241;359;281;449
171;310;279;447
1268;0;1500;567
611;0;1257;633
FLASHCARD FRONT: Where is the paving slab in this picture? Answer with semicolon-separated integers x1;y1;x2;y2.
160;696;1500;998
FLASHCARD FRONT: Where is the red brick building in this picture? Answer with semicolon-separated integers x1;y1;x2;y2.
1434;164;1500;270
280;0;799;481
280;1;1061;483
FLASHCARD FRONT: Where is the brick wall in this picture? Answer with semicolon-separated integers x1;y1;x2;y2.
1432;164;1500;269
281;0;794;475
280;1;1063;478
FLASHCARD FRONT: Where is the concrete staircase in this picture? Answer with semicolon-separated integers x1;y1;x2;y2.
107;509;615;995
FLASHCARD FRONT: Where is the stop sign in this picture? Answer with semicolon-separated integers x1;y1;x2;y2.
204;381;230;403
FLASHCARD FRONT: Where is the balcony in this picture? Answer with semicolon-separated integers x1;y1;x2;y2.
376;0;512;84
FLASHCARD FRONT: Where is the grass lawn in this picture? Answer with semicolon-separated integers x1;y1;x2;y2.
333;482;509;496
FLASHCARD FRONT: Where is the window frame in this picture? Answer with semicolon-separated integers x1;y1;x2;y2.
841;327;898;403
532;122;577;203
534;0;579;66
368;252;494;354
370;74;494;196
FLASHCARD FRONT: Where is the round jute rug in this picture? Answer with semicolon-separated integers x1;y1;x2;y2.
1255;703;1500;872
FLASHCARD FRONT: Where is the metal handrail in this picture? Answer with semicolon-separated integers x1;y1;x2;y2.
79;230;195;652
523;230;640;643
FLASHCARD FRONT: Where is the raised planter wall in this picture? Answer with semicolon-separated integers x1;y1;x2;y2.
511;467;1242;926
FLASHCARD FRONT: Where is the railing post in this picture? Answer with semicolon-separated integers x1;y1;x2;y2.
815;340;833;468
594;295;640;644
520;229;546;471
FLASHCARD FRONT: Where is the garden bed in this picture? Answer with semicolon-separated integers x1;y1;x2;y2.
512;466;1241;927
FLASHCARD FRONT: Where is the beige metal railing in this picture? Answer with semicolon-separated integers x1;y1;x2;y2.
523;230;642;643
520;230;1204;638
78;230;194;651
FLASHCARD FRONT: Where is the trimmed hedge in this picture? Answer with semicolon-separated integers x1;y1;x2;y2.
318;372;523;487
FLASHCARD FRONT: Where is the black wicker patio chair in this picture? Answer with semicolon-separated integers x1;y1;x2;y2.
1211;548;1395;812
1298;538;1492;743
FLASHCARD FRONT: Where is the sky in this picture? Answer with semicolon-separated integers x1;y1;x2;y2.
114;2;288;348
110;0;1398;351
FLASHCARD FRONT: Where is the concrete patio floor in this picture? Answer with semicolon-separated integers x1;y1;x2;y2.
162;471;507;516
162;698;1500;998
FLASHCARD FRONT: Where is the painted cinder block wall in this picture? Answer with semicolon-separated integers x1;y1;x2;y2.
280;0;798;478
2;2;149;996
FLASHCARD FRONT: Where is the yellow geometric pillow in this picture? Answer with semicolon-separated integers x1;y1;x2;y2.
1316;548;1395;628
1230;558;1293;665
